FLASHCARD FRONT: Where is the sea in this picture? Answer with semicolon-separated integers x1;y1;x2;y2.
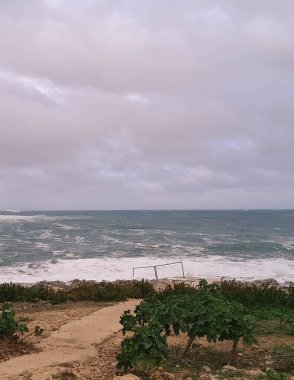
0;210;294;284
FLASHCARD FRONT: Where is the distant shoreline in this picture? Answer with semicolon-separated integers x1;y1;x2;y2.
2;276;291;289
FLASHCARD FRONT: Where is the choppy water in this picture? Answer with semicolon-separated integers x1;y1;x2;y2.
0;210;294;283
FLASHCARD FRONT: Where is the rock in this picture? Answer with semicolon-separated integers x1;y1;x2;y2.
201;366;211;373
222;365;237;371
163;372;176;380
113;375;141;380
237;352;244;357
199;376;210;380
58;368;80;379
31;373;52;380
252;278;280;287
200;366;213;379
246;369;265;376
31;367;62;380
265;360;273;366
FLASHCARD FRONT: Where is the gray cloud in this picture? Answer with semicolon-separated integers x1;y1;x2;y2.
0;0;294;209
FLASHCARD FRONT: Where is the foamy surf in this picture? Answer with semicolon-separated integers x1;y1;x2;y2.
0;256;294;284
1;210;294;284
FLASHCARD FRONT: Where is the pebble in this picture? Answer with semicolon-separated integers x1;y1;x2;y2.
113;375;141;380
246;368;265;376
222;365;237;372
201;366;211;373
163;372;176;380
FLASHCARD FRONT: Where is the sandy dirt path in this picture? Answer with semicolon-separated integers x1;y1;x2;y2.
0;299;139;379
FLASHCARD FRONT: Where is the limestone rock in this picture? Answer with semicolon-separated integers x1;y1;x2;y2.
31;367;62;380
222;365;237;372
31;373;52;380
58;368;80;379
265;360;273;366
201;366;212;373
113;375;141;380
200;374;216;380
163;372;176;380
252;278;280;287
246;368;265;376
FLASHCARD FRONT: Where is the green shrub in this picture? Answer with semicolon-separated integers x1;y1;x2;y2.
0;280;154;305
117;320;168;370
117;283;256;371
266;369;289;380
220;281;289;308
0;303;43;340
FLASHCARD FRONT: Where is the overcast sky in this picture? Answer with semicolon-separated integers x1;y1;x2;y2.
0;0;294;210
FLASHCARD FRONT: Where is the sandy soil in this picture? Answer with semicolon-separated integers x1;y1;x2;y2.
1;300;294;380
0;299;139;380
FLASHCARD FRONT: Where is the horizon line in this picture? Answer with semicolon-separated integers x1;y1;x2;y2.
1;208;294;212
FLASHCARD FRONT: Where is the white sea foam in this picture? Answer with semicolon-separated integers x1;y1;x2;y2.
0;215;37;222
53;250;66;256
35;242;50;250
281;241;294;251
0;215;56;222
39;230;53;239
57;223;76;230
0;256;294;284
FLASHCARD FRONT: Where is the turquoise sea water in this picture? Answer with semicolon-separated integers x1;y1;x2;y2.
0;210;293;283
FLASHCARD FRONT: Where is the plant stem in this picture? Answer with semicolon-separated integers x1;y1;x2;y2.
229;338;239;365
182;335;196;357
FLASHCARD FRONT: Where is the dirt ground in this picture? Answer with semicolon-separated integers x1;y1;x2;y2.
1;302;294;380
0;301;107;362
0;300;137;380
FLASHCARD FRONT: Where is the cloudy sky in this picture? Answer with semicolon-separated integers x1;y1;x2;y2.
0;0;294;210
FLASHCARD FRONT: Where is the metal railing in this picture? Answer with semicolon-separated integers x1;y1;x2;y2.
132;260;185;280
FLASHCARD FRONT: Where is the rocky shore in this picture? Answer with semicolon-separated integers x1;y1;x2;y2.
20;276;291;291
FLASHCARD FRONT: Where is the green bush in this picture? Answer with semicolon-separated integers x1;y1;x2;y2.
220;281;290;308
0;303;43;340
266;369;289;380
117;282;256;371
117;320;168;371
0;280;154;305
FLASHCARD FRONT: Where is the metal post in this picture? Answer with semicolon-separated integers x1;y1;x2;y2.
132;261;185;280
154;266;159;280
180;261;185;278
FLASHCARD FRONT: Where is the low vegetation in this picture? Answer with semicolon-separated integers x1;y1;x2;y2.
0;279;154;304
0;303;43;340
117;280;294;379
1;278;294;378
220;280;294;308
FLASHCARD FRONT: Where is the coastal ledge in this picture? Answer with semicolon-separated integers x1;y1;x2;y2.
12;276;293;292
150;276;293;291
